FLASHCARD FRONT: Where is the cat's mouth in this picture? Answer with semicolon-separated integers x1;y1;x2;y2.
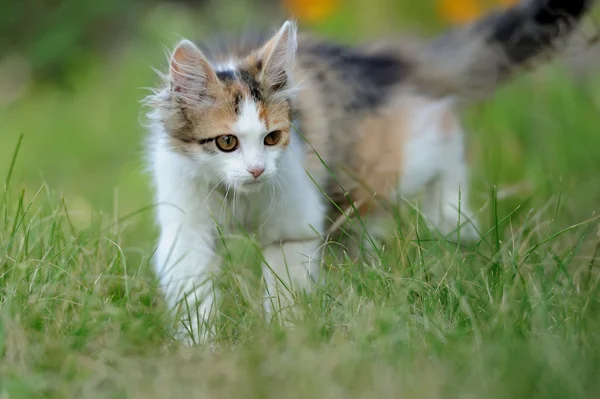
217;175;272;196
230;178;269;193
241;179;266;189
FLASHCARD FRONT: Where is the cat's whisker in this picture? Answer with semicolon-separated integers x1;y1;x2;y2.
274;175;285;199
204;178;226;206
262;176;284;227
221;182;232;220
270;177;284;215
260;178;277;223
232;182;239;218
257;183;275;229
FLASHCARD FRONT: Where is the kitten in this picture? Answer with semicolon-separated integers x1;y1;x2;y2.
144;0;596;343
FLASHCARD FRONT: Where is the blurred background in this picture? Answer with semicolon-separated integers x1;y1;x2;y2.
1;0;599;241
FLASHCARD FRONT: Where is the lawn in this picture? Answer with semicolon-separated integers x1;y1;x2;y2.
1;4;600;398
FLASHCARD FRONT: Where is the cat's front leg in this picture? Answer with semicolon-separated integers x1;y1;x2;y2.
420;124;480;243
258;165;327;325
155;222;220;345
262;238;322;325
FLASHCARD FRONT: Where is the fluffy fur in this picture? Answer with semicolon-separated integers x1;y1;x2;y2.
144;0;596;343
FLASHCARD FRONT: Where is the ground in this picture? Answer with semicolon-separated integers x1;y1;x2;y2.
1;6;600;398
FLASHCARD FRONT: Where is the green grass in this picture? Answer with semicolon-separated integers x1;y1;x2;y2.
2;5;600;397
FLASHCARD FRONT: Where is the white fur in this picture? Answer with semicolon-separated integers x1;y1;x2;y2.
399;98;480;240
232;100;269;179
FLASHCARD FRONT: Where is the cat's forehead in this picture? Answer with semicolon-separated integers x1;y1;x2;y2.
214;66;264;107
212;67;267;131
233;98;267;137
210;66;286;131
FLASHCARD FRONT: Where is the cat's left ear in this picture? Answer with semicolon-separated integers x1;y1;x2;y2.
169;39;218;104
258;20;297;91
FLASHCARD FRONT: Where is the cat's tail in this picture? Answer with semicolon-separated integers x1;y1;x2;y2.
410;0;597;101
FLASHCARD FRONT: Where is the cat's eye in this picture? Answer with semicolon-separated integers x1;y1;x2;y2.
215;135;238;152
264;130;282;146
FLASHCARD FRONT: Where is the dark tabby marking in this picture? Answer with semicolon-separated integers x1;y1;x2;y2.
488;0;593;64
238;69;263;101
216;69;259;112
216;70;236;82
198;137;217;154
304;42;409;111
233;91;242;114
216;68;264;102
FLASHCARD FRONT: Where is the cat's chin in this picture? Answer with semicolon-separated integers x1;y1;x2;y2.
233;179;268;194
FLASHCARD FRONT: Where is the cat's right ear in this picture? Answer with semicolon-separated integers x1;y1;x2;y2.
257;20;297;92
169;39;218;104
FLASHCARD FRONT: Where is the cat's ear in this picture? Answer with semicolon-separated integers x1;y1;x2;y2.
258;20;297;91
169;39;218;103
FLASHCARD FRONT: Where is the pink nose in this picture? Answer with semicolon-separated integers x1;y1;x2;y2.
248;167;265;179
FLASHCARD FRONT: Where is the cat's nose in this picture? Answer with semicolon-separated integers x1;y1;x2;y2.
247;167;265;179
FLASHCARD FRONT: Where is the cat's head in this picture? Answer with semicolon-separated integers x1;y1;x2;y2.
150;21;298;193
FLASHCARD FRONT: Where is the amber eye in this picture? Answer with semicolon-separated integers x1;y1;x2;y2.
264;130;282;146
215;135;238;152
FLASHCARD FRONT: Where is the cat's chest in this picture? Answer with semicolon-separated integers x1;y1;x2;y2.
230;195;269;232
217;184;321;246
211;188;279;240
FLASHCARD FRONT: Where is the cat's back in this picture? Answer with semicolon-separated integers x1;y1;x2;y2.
291;34;463;213
291;35;423;204
296;35;411;116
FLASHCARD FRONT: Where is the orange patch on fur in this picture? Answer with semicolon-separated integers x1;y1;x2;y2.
260;96;292;147
352;108;409;216
257;102;269;128
441;110;457;137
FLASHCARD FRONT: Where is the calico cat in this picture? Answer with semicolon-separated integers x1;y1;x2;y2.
144;0;596;343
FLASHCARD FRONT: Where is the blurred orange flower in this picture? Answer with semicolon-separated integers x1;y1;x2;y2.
283;0;340;23
282;0;521;25
497;0;520;6
438;0;519;24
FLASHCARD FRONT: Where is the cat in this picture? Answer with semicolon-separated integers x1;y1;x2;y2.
144;0;596;343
